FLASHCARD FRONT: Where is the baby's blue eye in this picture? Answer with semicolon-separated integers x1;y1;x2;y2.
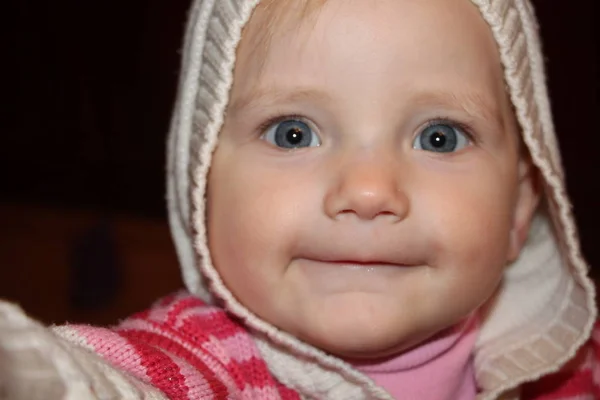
262;119;321;149
413;123;469;153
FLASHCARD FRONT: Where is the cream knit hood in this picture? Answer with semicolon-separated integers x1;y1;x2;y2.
165;1;597;399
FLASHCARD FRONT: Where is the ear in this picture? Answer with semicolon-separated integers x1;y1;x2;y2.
507;155;541;262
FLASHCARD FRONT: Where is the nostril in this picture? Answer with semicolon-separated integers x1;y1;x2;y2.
375;210;402;222
378;211;396;216
335;209;355;220
336;208;400;221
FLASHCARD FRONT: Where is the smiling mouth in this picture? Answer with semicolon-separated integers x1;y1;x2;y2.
308;259;418;268
297;258;419;293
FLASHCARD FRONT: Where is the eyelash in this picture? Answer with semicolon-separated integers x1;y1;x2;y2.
256;114;308;136
256;114;478;144
423;117;478;144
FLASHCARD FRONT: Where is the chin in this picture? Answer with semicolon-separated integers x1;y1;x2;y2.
311;328;422;360
292;308;430;360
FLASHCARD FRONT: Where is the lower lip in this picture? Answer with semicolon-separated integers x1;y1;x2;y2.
321;260;412;269
296;259;418;293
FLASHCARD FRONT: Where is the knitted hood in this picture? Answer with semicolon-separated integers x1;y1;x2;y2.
165;1;597;399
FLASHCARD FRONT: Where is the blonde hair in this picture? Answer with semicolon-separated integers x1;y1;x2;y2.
241;0;328;68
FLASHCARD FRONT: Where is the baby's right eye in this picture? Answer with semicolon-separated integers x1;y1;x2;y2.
261;119;321;149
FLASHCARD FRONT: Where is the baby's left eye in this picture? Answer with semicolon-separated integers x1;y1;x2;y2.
413;123;470;153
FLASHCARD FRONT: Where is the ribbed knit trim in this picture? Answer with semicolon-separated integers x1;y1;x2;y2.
164;0;598;399
0;301;167;400
470;0;597;397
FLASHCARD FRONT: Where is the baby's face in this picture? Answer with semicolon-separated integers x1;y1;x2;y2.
208;0;538;359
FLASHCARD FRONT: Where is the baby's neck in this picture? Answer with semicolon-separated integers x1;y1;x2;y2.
352;315;479;400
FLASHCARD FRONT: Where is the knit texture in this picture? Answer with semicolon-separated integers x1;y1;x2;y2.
0;300;167;400
51;292;600;399
165;0;597;397
2;292;598;399
0;0;597;399
355;315;479;399
53;292;300;400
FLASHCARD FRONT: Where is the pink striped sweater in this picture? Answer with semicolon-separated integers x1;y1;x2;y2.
61;291;600;399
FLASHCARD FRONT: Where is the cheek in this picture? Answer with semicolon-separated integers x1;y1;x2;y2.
414;163;517;274
408;169;518;322
206;153;319;299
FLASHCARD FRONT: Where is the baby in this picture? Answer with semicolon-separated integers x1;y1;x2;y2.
0;0;598;399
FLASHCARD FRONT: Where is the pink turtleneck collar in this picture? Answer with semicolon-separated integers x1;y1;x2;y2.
353;315;479;400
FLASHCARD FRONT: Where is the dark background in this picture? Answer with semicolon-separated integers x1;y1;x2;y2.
1;1;598;324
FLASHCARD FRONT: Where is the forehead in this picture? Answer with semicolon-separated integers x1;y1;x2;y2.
231;0;509;123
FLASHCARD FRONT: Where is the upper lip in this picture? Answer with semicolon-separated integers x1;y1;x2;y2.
305;257;418;267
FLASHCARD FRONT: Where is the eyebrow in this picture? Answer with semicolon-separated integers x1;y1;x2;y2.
229;86;504;128
228;87;333;116
409;90;504;129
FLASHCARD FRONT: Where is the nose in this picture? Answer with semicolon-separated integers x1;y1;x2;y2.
324;153;410;223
